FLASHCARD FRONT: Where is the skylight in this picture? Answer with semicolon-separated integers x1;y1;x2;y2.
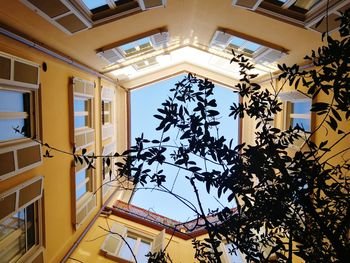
120;37;151;52
81;0;107;10
229;37;262;54
130;75;239;222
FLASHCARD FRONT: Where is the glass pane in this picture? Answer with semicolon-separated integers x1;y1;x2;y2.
74;99;88;112
26;203;36;249
243;41;261;53
292;118;310;132
291;101;310;114
76;169;88;200
137;240;151;263
0;209;26;262
81;0;106;10
0;90;26;112
120;37;150;52
230;37;245;48
0;119;27;141
74;116;88;128
119;236;137;260
294;0;321;10
225;244;244;263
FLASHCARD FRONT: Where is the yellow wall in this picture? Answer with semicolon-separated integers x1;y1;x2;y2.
0;34;128;263
69;214;197;263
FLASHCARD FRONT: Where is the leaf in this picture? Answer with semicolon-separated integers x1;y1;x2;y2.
327;116;338;131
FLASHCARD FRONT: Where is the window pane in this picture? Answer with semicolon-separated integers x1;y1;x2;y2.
292;101;310;114
0;90;26;112
81;0;106;10
243;41;261;53
74;99;88;112
137;240;151;263
26;203;36;249
120;37;151;52
292;118;310;132
225;244;244;263
230;37;245;48
119;236;137;260
74;116;88;128
0;119;27;141
294;0;321;10
0;210;26;262
76;169;88;200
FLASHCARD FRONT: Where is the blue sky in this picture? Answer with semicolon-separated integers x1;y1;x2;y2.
130;74;239;222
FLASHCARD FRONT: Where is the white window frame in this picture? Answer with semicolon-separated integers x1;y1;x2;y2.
279;90;312;149
72;77;95;150
101;222;165;261
0;176;44;263
73;152;96;228
101;86;115;141
0;52;42;181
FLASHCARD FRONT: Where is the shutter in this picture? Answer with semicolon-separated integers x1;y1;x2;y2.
0;192;16;221
232;0;263;11
137;0;167;10
254;48;285;64
21;0;92;35
210;30;232;50
101;222;127;256
101;86;115;101
151;229;165;254
0;52;40;89
102;125;114;140
98;49;124;65
28;247;45;263
0;141;42;181
75;194;96;227
150;31;169;48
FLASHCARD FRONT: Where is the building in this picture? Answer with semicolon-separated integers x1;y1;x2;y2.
0;0;349;262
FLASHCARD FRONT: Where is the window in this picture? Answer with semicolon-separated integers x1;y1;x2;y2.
101;222;165;261
73;158;97;228
97;28;169;65
72;77;95;150
210;29;287;64
119;234;152;263
101;86;115;141
0;52;42;181
219;242;245;263
76;168;93;201
0;88;32;142
102;144;116;198
279;90;311;148
0;176;44;263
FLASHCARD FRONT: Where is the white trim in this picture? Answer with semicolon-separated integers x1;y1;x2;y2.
0;141;42;181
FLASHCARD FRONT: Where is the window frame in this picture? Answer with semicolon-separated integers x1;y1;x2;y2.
279;90;312;149
72;77;95;150
0;176;44;263
100;222;165;262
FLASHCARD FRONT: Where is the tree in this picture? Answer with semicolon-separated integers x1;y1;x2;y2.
25;8;349;263
114;9;350;263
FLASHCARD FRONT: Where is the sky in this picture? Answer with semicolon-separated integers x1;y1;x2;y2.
130;74;239;222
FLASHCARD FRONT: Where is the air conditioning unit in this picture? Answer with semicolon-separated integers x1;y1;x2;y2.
210;30;233;50
137;0;167;10
97;48;124;64
254;48;285;64
21;0;92;35
232;0;263;11
150;31;169;48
